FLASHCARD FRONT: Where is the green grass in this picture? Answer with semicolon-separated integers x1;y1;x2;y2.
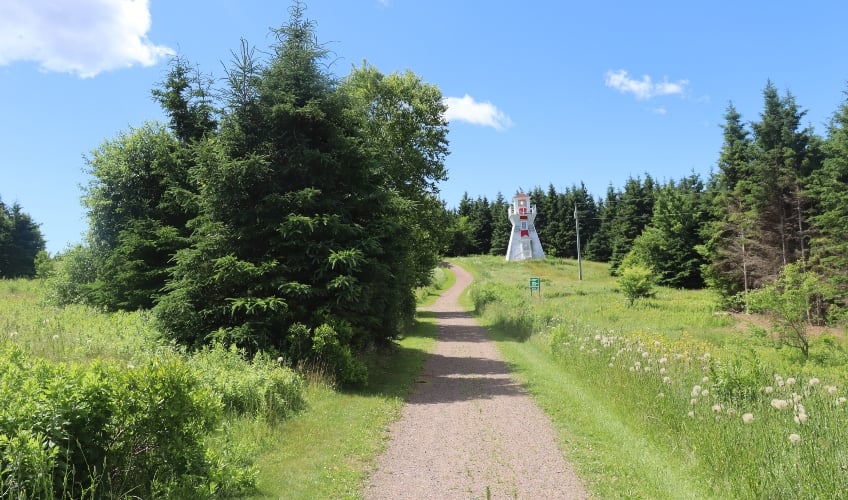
241;269;448;499
455;255;848;499
0;269;449;499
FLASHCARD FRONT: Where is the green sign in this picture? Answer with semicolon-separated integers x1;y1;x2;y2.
530;277;540;293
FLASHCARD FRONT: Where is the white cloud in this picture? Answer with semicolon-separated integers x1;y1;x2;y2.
443;94;512;130
604;69;688;100
0;0;174;78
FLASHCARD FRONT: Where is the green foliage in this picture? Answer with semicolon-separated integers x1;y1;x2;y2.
0;198;46;279
0;345;258;498
188;343;305;421
749;262;822;357
618;265;656;305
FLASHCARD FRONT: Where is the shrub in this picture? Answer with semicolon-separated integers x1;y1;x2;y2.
189;343;305;421
0;345;255;498
618;265;656;306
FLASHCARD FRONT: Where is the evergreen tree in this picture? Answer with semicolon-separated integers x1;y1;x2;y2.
585;185;617;262
625;174;708;288
80;123;193;309
488;192;511;256
807;87;848;318
0;199;46;278
608;175;655;274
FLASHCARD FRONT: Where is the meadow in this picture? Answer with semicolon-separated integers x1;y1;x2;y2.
456;255;848;499
0;267;450;499
5;258;848;498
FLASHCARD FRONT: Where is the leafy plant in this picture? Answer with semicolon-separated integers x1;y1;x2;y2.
618;265;656;306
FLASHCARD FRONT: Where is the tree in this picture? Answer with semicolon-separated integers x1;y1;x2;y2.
339;62;450;286
154;3;445;384
585;185;618;262
79;123;193;309
625;175;708;288
807;87;848;320
0;199;45;278
488;193;511;256
608;175;655;274
700;103;755;307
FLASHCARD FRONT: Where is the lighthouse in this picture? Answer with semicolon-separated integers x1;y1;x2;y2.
506;192;545;261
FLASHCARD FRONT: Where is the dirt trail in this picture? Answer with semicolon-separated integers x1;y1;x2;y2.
364;263;588;499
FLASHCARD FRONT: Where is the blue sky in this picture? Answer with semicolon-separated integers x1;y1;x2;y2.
2;1;847;254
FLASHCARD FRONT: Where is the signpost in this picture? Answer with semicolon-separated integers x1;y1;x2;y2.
530;277;541;296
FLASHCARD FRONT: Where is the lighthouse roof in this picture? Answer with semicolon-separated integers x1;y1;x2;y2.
515;192;529;198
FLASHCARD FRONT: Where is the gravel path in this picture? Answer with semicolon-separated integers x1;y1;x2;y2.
365;263;588;499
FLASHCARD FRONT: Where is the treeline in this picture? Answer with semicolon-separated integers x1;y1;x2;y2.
0;197;45;278
448;81;848;322
47;3;448;384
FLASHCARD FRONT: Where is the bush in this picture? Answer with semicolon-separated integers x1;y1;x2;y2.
618;265;656;306
189;343;305;422
0;344;255;498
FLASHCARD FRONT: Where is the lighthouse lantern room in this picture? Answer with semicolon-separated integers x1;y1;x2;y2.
505;192;545;261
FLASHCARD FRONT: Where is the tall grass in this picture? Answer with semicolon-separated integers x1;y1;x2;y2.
457;255;848;499
0;278;304;498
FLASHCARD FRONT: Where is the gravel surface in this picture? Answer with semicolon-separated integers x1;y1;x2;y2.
365;263;588;499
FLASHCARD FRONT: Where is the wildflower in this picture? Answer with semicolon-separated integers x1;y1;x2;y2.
826;385;838;395
742;413;754;424
712;404;723;413
644;366;652;372
838;397;847;406
703;353;711;360
787;377;797;386
687;411;695;418
662;376;671;384
52;334;59;340
277;356;284;363
657;392;665;398
126;363;135;369
764;386;774;394
642;351;649;358
726;408;736;416
808;378;820;387
701;389;710;397
658;357;667;364
788;433;801;444
771;399;789;410
702;376;709;383
8;331;17;338
794;413;808;425
608;363;614;368
691;385;702;397
659;367;667;374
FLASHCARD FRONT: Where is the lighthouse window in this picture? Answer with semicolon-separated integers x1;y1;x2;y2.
520;221;527;230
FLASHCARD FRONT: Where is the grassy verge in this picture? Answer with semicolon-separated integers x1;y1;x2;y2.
455;255;848;499
243;267;450;499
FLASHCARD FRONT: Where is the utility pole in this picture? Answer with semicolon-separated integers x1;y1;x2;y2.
574;202;583;281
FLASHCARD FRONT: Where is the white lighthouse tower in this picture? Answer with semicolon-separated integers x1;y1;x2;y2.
506;192;545;261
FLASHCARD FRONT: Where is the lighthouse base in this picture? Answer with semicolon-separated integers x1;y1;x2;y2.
505;231;545;261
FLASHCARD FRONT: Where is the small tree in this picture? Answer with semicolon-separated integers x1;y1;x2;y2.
618;265;655;306
750;262;821;358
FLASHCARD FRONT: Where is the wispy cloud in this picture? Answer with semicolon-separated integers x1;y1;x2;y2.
443;94;513;130
604;69;688;100
0;0;174;78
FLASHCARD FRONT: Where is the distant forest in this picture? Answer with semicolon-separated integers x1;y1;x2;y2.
445;81;848;323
